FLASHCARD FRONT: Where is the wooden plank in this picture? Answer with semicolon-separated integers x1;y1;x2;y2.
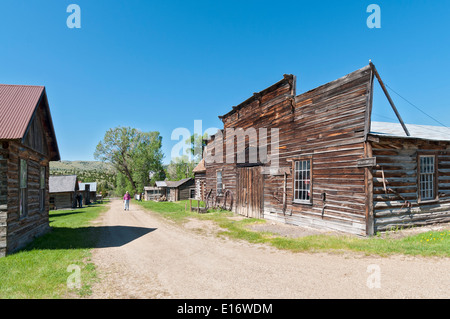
260;166;291;176
357;157;376;168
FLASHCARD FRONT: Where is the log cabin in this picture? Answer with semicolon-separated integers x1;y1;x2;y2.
49;175;79;209
166;178;195;202
204;63;450;236
0;84;60;257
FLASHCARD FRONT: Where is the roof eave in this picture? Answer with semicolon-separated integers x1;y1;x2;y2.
368;133;450;143
219;74;295;121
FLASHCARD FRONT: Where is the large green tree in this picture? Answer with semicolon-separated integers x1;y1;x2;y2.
165;155;197;180
94;126;165;194
185;133;208;163
165;133;209;181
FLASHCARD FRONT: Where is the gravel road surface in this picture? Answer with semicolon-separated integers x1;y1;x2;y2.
89;200;450;299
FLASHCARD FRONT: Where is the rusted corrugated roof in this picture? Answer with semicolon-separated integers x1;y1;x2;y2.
0;84;45;139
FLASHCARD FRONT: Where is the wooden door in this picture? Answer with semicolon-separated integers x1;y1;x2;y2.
236;166;263;218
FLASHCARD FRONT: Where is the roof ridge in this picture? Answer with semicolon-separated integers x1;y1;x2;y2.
0;84;45;88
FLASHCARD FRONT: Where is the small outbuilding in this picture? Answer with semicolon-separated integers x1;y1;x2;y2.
166;178;195;202
49;175;79;209
144;181;168;201
144;186;164;201
78;182;97;205
0;84;60;257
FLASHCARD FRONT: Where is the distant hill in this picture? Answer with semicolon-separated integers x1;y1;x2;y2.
50;160;115;173
50;160;116;192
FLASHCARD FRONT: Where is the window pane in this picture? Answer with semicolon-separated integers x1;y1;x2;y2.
20;189;27;217
419;156;435;200
20;159;27;189
40;166;46;189
217;171;222;193
294;159;311;202
19;159;28;217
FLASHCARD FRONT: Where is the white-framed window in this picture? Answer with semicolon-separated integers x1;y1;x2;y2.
216;170;223;195
19;158;28;218
419;155;436;201
293;159;312;204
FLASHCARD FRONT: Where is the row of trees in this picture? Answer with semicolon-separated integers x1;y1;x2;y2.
94;127;206;196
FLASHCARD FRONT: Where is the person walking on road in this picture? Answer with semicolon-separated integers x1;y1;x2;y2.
123;191;131;211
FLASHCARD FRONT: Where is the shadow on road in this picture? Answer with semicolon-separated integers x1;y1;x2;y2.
95;226;157;248
25;226;157;251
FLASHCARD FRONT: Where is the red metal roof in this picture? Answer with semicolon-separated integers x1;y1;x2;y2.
0;84;45;139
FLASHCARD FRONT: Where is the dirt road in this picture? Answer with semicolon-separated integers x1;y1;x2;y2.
89;200;450;299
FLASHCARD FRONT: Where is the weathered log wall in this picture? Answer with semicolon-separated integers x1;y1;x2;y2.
371;137;450;231
178;179;195;200
0;142;8;257
3;141;50;255
194;172;206;200
205;75;294;218
268;67;372;235
50;192;76;209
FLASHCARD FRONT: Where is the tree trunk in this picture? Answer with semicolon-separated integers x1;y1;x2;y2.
119;152;137;194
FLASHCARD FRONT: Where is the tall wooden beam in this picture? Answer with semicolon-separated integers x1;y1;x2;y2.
364;67;375;141
369;62;410;137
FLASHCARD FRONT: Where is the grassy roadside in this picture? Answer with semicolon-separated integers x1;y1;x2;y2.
0;201;109;299
135;200;450;257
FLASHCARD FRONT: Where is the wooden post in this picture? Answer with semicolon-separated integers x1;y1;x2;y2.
369;62;410;137
189;199;191;212
283;172;287;214
364;141;375;236
364;66;375;141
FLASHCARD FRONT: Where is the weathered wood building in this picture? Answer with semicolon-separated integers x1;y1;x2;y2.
0;84;60;257
204;63;450;236
49;175;79;209
166;178;195;202
78;182;97;205
144;183;166;201
369;122;450;232
145;179;195;201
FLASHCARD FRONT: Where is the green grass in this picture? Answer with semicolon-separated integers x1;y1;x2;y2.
135;200;450;257
0;201;109;299
137;199;209;223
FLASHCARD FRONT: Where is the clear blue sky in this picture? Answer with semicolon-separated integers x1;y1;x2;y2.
1;0;449;164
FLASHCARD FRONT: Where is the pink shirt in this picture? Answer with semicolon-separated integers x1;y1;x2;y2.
123;193;131;200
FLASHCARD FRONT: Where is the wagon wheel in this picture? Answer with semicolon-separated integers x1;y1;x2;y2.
222;190;234;211
214;193;221;209
205;189;214;210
